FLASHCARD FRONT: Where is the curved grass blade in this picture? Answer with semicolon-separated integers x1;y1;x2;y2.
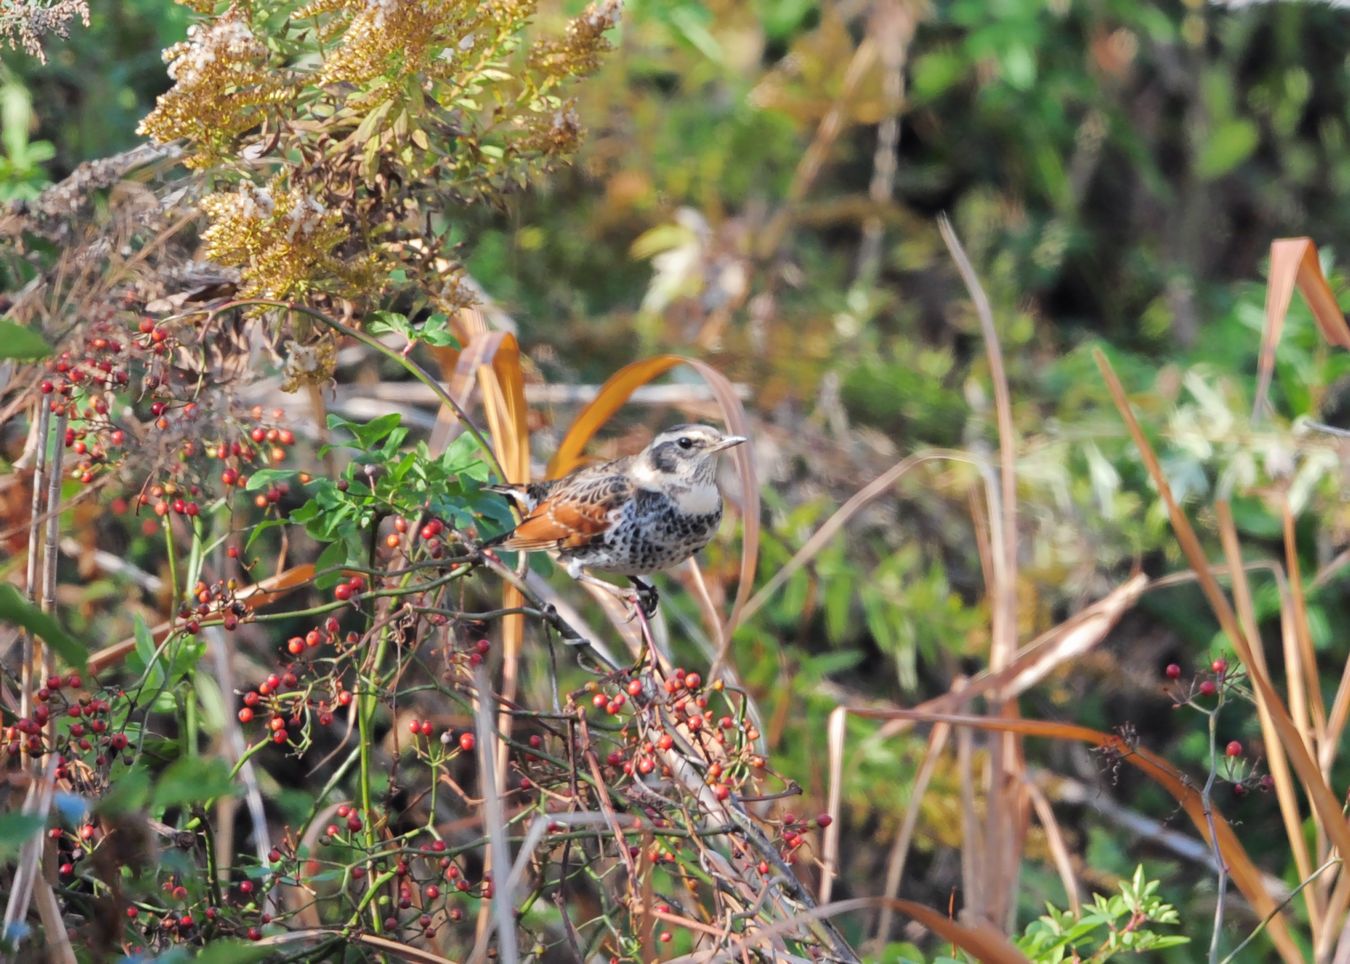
849;708;1301;963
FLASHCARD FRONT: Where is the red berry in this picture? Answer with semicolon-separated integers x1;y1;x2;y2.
1226;740;1242;757
458;732;475;753
238;708;253;724
1212;658;1228;675
1199;680;1218;697
1165;663;1182;679
409;719;422;735
816;813;833;828
334;584;353;601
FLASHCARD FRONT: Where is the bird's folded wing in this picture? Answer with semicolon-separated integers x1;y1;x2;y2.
496;475;629;551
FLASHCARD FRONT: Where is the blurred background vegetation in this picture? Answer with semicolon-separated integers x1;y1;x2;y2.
6;0;1350;957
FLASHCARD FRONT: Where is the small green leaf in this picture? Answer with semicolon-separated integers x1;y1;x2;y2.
244;468;298;492
0;584;86;671
1196;118;1259;179
0;320;51;360
192;939;276;964
152;756;237;809
0;812;45;860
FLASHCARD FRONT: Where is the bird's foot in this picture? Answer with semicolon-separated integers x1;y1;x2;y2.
628;577;660;621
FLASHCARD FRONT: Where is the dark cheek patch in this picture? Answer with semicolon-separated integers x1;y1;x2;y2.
651;442;680;473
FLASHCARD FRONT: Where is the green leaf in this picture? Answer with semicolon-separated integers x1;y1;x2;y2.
244;468;298;492
133;613;165;690
1196;119;1259;179
0;584;86;671
152;756;237;809
314;540;350;589
191;939;277;964
0;320;51;360
0;812;45;860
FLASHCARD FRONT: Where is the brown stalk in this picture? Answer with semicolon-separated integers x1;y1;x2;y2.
467;664;518;964
1281;502;1328;743
1096;348;1347;960
1022;775;1081;918
19;400;49;729
940;213;1024;925
1215;502;1318;931
854;707;1301;960
873;720;952;941
756;33;878;261
702;895;1029;964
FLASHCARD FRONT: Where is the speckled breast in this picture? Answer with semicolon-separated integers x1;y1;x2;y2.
561;489;723;575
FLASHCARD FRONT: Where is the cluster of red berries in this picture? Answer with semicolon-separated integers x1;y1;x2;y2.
1163;656;1240;702
580;666;763;804
237;624;357;744
332;572;365;602
2;673;131;772
176;577;248;633
38;321;132;415
380;515;458;561
1163;656;1275;798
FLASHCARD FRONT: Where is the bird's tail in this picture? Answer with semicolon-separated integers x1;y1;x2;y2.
483;481;550;548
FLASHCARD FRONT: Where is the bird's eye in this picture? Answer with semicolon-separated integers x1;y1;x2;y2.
677;436;694;450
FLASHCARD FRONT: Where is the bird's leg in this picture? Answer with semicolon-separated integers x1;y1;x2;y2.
628;576;660;620
566;559;633;606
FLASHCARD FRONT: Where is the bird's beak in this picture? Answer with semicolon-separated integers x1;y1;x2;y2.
712;435;748;453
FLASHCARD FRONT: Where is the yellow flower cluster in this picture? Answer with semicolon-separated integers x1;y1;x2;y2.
200;178;369;304
136;0;622;321
137;9;286;168
528;0;621;79
304;0;535;94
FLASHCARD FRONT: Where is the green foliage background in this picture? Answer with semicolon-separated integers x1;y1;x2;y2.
6;0;1350;959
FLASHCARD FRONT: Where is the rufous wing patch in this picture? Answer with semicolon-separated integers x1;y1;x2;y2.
497;476;626;552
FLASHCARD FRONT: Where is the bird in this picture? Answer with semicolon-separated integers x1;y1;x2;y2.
485;424;747;616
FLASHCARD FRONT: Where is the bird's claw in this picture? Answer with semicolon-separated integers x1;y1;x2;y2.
629;578;659;620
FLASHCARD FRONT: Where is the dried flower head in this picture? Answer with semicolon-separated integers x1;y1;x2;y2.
200;178;367;305
0;0;89;63
137;10;287;167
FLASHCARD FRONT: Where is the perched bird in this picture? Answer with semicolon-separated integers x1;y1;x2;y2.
486;424;747;614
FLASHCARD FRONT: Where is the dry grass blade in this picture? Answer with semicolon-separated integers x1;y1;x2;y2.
938;213;1023;924
1215;503;1317;925
850;708;1300;961
253;928;455;962
874;721;952;941
1281;503;1327;742
1095;348;1350;884
823;706;848;906
548;355;759;640
86;563;317;672
469;663;517;964
740;449;972;624
1023;776;1080;917
710;894;1029;963
1252;237;1350;419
